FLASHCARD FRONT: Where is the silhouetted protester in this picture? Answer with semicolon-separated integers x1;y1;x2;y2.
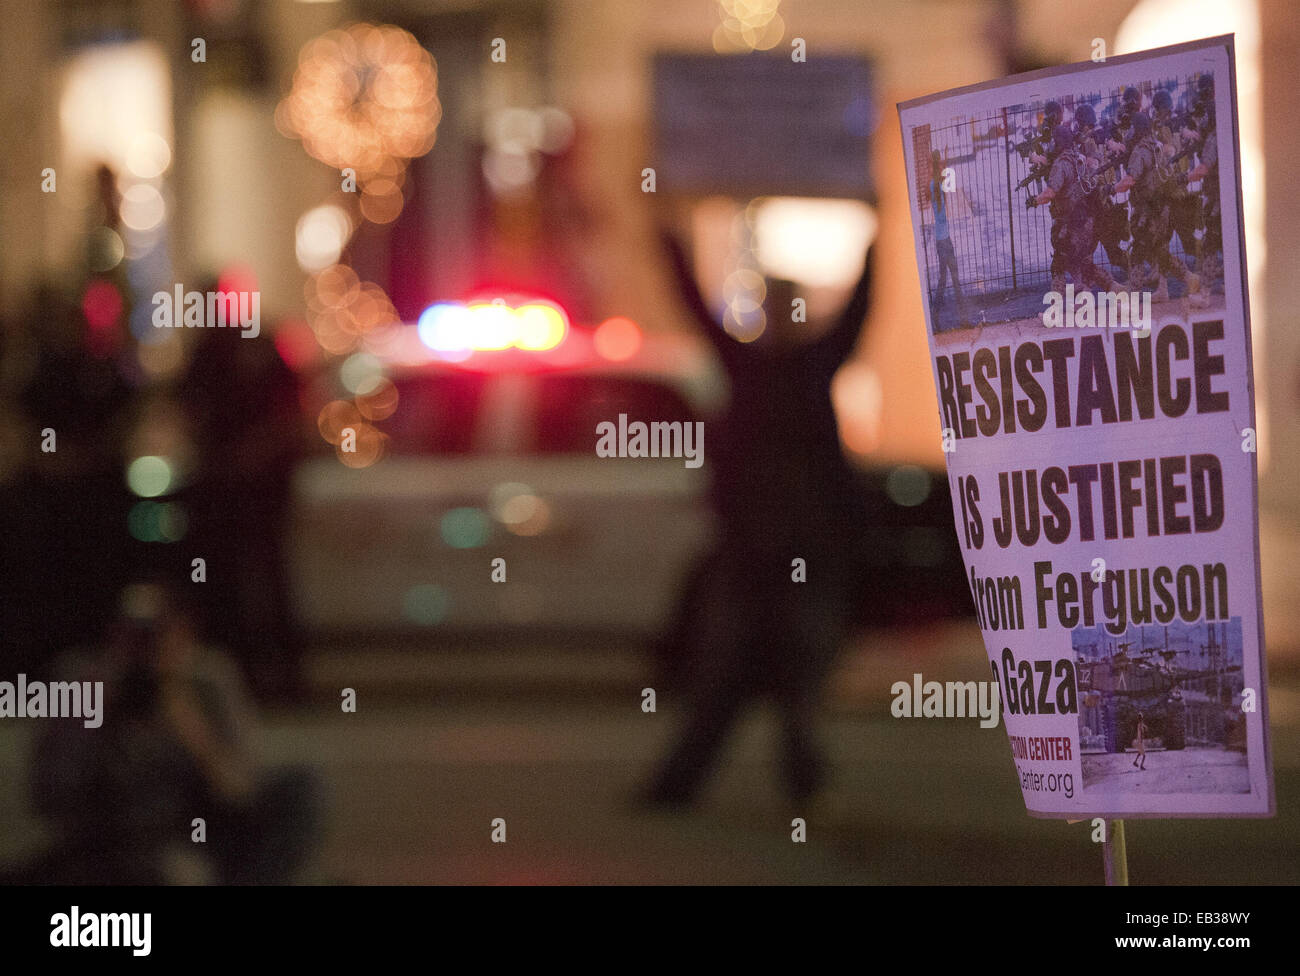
644;232;875;806
16;276;135;663
178;298;305;702
18;584;323;884
985;0;1053;78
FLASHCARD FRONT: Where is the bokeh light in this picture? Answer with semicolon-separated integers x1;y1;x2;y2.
466;302;516;351
279;23;441;182
713;0;785;52
537;106;575;155
128;500;188;542
417;302;473;360
514;302;568;351
81;279;123;330
119;183;166;231
498;494;551;537
594;317;642;362
317;400;362;444
334;421;387;468
753;197;878;289
217;264;258;299
274;318;322;371
489;483;534;520
125;132;172;179
313;264;361;310
885;465;932;508
489;483;552;537
722;268;766;308
296;204;353;272
340;351;385;395
440;507;492;549
87;227;125;272
356;377;399;421
359;179;404;224
126;455;173;498
723;302;765;343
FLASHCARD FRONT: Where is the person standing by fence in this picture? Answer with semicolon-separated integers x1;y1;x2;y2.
929;149;969;330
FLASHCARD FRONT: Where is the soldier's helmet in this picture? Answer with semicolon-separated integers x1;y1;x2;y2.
1195;75;1216;125
1118;87;1140;127
1074;103;1096;128
1131;111;1152;138
1052;124;1074;155
1152;89;1173;115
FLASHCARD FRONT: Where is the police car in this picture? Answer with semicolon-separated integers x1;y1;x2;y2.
288;305;721;637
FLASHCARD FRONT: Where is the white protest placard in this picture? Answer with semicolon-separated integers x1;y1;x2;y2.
899;35;1273;818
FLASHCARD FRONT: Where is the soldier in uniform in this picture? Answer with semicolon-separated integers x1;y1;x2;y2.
1027;98;1062;146
1025;100;1065;178
1152;88;1202;270
1033;124;1116;293
1116;112;1208;305
1119;86;1142;131
1074;102;1129;279
1029;101;1067;283
1186;76;1221;284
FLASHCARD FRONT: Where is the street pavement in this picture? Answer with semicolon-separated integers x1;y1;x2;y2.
2;510;1297;884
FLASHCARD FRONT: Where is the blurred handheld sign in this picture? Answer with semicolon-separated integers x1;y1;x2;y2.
653;52;874;198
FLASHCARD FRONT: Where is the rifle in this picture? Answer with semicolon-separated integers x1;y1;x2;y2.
1169;143;1199;167
1015;163;1051;192
1081;150;1133;197
1083;166;1125;199
1149;120;1202;173
1009;121;1051;159
1165;109;1199;135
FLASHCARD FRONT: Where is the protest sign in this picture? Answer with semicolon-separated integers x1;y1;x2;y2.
899;35;1273;818
653;52;874;197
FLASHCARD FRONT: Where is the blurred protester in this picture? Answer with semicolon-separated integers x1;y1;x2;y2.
10;165;143;667
16;165;139;660
14;583;323;884
985;0;1052;78
643;231;875;806
178;298;305;702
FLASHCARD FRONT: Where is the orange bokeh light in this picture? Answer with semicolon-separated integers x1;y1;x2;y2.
594;317;642;361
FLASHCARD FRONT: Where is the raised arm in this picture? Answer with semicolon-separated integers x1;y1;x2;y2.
661;230;743;370
809;242;875;372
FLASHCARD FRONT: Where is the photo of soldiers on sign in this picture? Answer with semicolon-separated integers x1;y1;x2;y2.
911;68;1225;336
1073;618;1249;797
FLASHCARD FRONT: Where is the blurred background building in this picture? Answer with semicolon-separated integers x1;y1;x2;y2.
1;0;1295;479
